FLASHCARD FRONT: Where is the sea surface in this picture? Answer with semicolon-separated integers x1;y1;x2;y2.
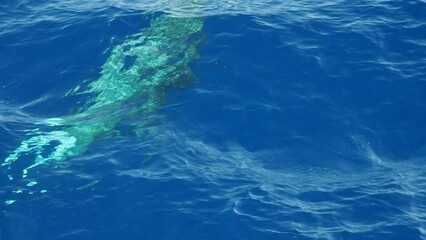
1;0;426;239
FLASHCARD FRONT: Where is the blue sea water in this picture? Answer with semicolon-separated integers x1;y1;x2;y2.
1;0;426;239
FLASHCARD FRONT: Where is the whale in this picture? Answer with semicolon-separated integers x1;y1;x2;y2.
2;15;205;182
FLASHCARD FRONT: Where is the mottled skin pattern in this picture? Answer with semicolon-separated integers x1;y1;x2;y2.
2;16;204;180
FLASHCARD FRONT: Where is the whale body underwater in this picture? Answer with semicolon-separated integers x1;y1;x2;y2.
2;16;205;195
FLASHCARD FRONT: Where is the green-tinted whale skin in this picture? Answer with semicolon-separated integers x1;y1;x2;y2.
3;16;204;179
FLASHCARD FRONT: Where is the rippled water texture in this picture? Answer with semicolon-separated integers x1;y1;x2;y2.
1;0;426;239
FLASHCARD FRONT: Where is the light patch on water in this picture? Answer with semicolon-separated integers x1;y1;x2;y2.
26;181;38;187
5;200;16;205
